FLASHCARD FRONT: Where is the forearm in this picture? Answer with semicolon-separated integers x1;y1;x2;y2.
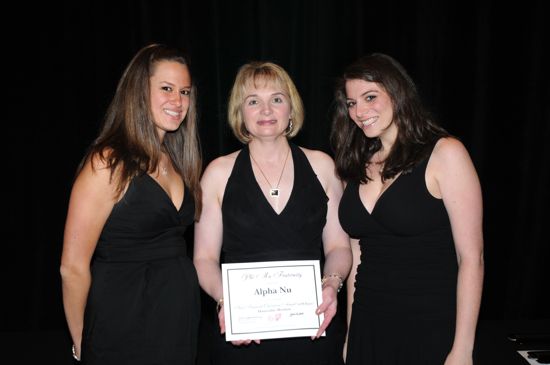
452;256;484;353
61;269;91;347
322;246;352;291
194;258;223;301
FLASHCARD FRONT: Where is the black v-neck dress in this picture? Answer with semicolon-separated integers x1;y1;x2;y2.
340;149;458;364
81;174;200;365
207;143;345;365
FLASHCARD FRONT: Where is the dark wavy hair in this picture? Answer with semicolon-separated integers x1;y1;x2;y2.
77;43;202;218
330;53;449;184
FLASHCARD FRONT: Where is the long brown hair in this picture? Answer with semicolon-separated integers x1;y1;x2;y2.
330;53;449;184
77;43;202;218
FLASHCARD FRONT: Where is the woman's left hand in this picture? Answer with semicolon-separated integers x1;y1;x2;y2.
312;285;338;339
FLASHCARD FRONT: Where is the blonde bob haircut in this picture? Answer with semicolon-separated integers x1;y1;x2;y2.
228;61;304;144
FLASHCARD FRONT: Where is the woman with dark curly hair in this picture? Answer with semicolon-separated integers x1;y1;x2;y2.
331;53;483;365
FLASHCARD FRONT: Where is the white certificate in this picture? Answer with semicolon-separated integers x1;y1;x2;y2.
221;260;325;341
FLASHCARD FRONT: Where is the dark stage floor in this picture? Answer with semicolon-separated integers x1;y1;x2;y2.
2;319;549;364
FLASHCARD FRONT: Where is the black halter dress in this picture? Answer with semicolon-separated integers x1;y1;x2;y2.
206;143;345;365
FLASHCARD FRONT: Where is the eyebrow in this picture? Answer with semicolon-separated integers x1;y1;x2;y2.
245;92;286;99
159;81;191;89
346;89;379;100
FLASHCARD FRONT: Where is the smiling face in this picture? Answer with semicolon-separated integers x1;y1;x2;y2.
345;79;398;142
241;80;291;140
149;60;191;139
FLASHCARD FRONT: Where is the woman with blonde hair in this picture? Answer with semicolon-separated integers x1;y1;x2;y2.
194;61;352;365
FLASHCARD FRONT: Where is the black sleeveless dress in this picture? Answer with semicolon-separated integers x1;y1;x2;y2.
81;174;200;365
207;143;345;365
340;150;457;364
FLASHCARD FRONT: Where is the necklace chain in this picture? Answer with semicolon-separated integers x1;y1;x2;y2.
250;147;290;198
159;151;169;176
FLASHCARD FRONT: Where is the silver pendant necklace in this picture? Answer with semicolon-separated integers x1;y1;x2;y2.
250;147;290;198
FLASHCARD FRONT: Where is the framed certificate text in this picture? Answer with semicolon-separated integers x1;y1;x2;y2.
221;260;325;341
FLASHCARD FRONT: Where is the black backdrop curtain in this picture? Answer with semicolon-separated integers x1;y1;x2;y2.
10;0;548;337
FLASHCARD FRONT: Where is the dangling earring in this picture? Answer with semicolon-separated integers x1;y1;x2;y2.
286;118;293;135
